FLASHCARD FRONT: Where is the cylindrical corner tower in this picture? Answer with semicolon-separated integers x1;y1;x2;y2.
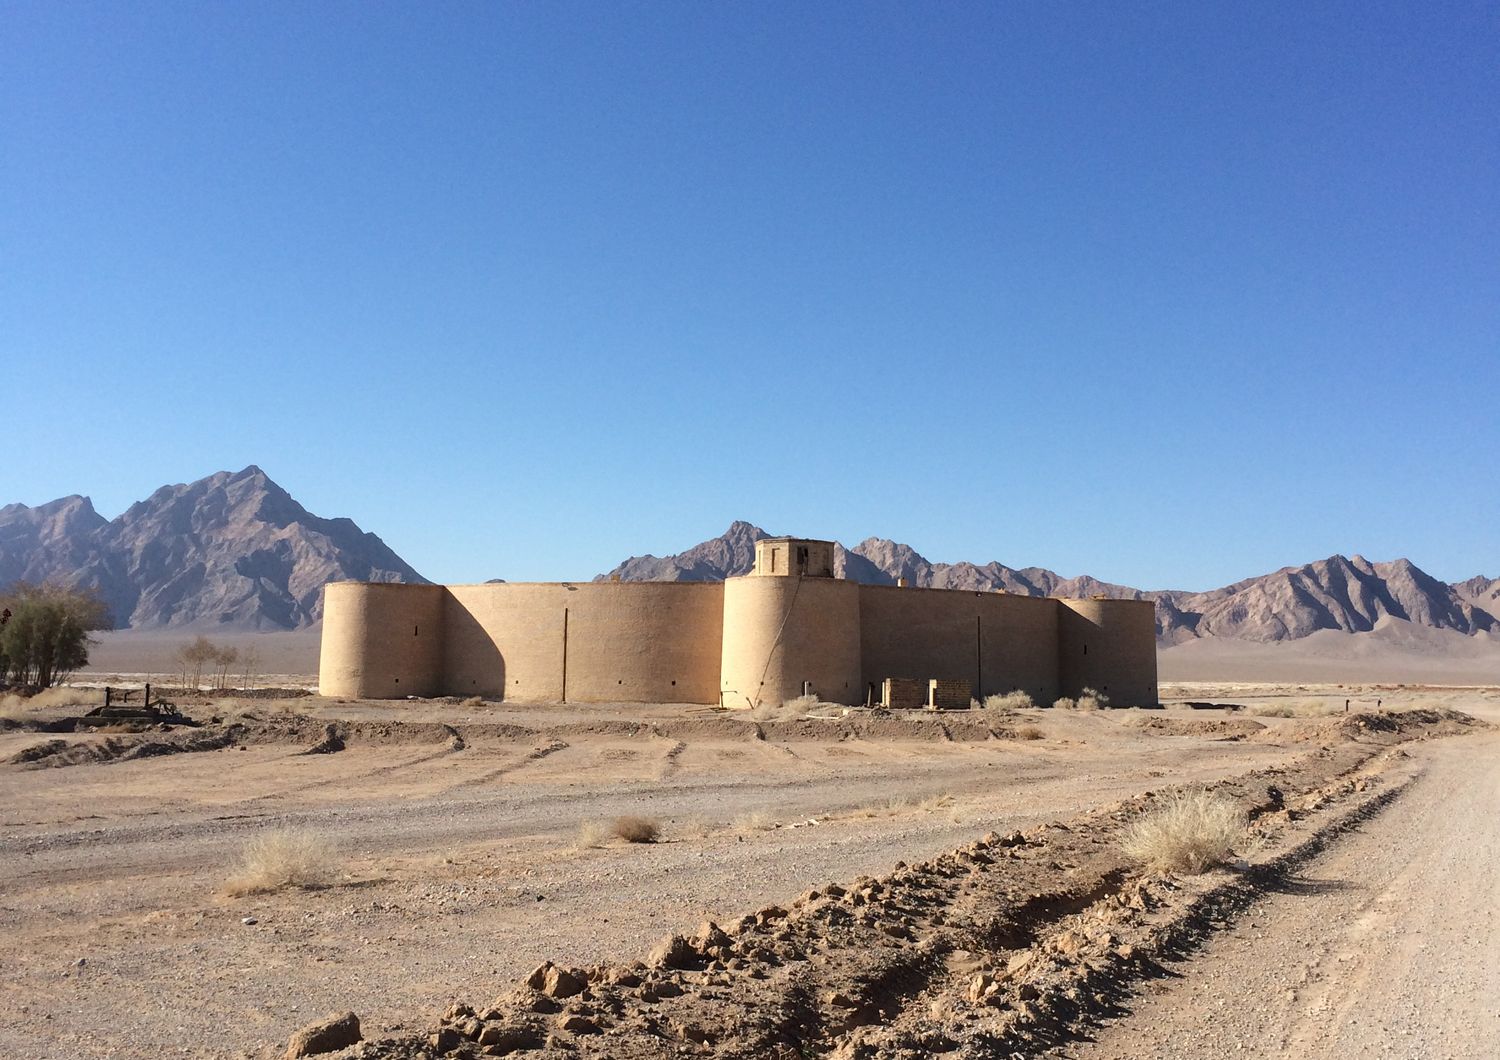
1057;598;1158;706
720;575;861;709
319;582;446;698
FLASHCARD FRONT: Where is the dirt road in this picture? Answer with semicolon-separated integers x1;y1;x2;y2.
1064;730;1500;1059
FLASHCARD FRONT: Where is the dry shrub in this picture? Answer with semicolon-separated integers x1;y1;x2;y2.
1250;699;1338;718
917;792;955;812
984;691;1035;711
1014;725;1044;741
1;685;98;715
673;816;713;840
751;693;820;721
1122;789;1247;875
733;809;776;833
225;829;335;896
612;815;660;844
1077;687;1111;710
1249;704;1296;718
576;820;612;849
461;696;484;708
1051;697;1077;710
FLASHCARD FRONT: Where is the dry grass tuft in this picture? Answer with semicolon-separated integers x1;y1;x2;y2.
1;685;98;716
1014;725;1044;741
576;820;612;849
1122;789;1247;875
751;693;820;721
673;816;713;840
225;828;336;896
733;809;776;833
983;690;1035;711
1250;699;1338;718
612;815;660;844
1051;696;1077;710
461;696;484;708
1077;686;1111;710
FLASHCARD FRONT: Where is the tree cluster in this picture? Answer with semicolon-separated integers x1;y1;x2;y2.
174;636;260;691
0;583;111;688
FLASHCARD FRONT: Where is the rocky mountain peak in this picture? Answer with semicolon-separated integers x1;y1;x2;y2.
0;469;426;630
598;526;1495;645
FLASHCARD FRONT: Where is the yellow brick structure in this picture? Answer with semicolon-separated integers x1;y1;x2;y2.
319;537;1158;707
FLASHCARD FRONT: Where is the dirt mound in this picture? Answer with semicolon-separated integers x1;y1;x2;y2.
1126;715;1266;739
11;726;245;768
340;707;1469;1060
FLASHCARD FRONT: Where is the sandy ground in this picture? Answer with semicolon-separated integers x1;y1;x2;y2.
2;686;1495;1059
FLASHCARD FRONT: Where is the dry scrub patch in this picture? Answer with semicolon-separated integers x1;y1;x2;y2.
1121;788;1248;874
225;829;336;896
612;815;660;844
983;691;1035;711
576;816;661;847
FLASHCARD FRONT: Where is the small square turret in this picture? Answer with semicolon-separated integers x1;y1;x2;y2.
754;537;835;578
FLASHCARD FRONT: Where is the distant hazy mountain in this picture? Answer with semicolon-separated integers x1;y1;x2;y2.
599;523;1496;645
0;467;425;629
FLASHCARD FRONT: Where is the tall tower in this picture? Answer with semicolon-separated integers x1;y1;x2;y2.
720;538;860;709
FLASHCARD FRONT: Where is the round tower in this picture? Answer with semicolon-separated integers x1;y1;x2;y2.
319;582;446;698
720;538;860;709
1057;597;1158;706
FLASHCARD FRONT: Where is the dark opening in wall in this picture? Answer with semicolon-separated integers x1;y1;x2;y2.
1083;644;1088;655
414;625;419;637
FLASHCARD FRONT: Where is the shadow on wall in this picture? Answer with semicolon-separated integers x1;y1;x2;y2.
443;602;507;698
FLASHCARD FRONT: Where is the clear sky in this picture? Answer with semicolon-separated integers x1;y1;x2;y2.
4;1;1496;589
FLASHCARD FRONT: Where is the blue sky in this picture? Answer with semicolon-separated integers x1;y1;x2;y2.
4;1;1496;589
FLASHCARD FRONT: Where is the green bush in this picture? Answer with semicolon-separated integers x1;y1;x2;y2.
0;583;110;687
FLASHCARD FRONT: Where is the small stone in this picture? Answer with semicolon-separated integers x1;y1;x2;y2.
541;965;586;999
647;934;696;970
476;1023;542;1051
284;1011;361;1058
241;917;258;926
966;973;995;1003
557;1014;600;1035
429;1027;462;1052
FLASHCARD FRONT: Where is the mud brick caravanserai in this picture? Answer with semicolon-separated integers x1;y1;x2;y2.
318;538;1158;709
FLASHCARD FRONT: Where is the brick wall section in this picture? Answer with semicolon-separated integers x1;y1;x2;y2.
927;678;972;710
881;677;927;710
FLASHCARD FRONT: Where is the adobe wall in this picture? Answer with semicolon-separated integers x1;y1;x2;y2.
318;581;447;698
857;586;1060;705
1057;598;1159;706
720;576;862;709
443;582;724;703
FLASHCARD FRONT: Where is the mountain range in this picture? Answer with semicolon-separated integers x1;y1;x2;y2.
1;471;1493;645
600;521;1498;645
0;467;424;629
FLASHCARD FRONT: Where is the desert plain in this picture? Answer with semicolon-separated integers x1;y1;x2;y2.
1;636;1497;1059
